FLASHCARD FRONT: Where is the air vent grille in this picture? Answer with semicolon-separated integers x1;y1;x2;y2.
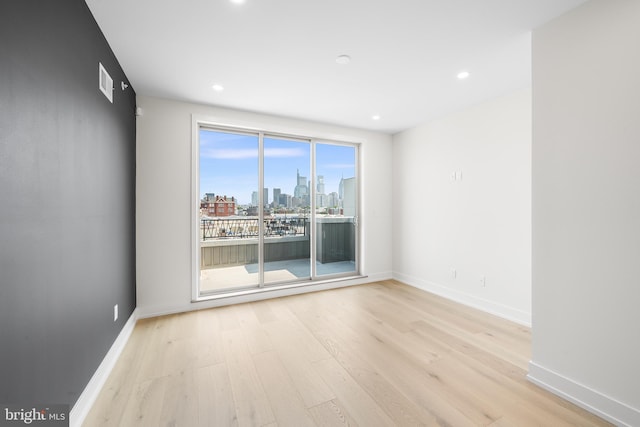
98;62;113;103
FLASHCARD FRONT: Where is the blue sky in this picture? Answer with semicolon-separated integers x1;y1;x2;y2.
200;129;356;205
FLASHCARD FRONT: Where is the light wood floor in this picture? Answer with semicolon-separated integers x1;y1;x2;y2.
84;280;611;426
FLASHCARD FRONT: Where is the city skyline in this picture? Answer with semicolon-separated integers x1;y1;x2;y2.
200;129;356;205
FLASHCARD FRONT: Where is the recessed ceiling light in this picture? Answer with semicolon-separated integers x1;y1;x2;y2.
457;71;470;80
336;55;351;65
230;0;245;4
372;115;381;121
212;84;224;92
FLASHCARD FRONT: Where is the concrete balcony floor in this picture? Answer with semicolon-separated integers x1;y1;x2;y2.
200;258;356;292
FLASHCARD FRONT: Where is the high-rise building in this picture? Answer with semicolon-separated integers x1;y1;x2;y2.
316;193;328;208
317;175;325;194
263;188;269;206
251;191;258;206
273;188;281;207
339;174;345;200
294;169;308;199
328;192;339;208
280;194;292;208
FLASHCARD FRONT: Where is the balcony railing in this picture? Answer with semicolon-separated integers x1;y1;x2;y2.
200;216;355;270
201;217;308;241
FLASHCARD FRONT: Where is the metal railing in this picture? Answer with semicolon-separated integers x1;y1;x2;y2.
201;217;308;241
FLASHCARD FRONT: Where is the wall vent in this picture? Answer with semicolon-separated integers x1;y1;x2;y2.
98;62;113;103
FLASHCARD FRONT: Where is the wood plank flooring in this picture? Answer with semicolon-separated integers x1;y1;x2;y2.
83;280;611;426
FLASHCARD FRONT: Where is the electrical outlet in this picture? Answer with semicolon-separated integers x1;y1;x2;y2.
114;304;118;322
480;276;486;287
451;268;457;279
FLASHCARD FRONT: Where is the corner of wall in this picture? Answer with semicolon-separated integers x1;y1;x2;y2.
393;272;531;327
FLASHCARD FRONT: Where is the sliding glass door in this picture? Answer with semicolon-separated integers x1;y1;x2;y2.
198;129;260;293
315;143;358;277
263;136;311;284
195;125;359;297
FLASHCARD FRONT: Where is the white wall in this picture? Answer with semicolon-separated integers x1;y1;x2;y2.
529;1;640;425
136;96;393;317
392;89;532;325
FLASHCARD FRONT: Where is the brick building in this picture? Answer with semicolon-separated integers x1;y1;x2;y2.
201;195;236;217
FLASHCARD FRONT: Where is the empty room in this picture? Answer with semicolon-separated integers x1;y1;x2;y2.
1;0;638;426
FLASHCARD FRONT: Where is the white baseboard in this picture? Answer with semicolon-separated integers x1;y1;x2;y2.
528;361;640;427
364;271;393;283
69;309;139;427
393;271;531;326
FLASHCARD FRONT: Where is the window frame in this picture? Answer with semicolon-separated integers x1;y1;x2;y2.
191;116;362;302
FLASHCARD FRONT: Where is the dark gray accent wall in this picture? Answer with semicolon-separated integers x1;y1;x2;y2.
0;0;136;407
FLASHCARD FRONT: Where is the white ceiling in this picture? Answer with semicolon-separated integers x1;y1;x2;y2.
86;0;586;134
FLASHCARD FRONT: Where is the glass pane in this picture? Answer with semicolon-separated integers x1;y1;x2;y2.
315;143;357;277
199;129;259;293
263;136;311;284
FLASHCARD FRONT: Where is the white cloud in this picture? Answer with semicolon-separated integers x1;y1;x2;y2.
201;147;306;159
202;148;258;159
264;147;306;158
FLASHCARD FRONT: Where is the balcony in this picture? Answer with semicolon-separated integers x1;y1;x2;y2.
200;216;356;292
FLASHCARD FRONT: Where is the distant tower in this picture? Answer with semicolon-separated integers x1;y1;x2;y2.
263;188;269;206
273;188;281;207
317;175;325;194
297;169;306;187
328;192;339;207
251;191;258;206
338;174;345;200
317;176;325;193
294;169;308;199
